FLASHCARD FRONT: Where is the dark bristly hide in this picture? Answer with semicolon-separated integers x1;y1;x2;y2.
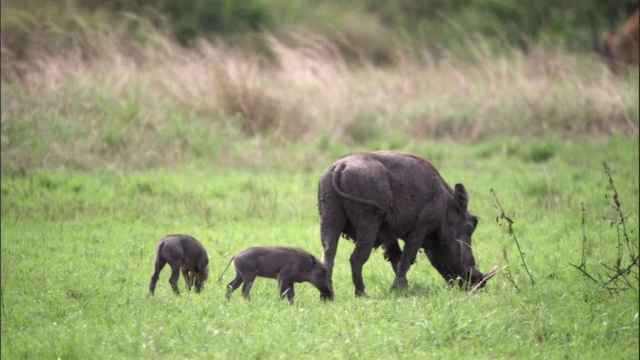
318;151;491;299
219;246;331;303
149;235;209;295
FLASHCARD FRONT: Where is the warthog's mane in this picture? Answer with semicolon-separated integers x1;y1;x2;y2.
371;150;456;195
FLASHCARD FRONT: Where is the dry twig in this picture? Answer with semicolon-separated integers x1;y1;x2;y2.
491;188;536;286
570;162;639;292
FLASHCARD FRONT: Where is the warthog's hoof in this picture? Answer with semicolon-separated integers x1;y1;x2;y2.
320;292;334;301
391;278;408;290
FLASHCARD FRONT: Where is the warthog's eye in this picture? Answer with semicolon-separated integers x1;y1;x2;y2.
465;216;478;231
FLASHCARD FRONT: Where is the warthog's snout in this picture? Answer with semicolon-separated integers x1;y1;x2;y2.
445;267;492;290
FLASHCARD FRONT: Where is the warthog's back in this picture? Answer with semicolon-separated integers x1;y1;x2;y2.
234;246;318;278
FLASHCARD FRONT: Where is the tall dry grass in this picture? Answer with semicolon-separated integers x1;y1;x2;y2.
1;30;638;171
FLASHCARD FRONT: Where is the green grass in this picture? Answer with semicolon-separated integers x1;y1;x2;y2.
1;5;638;357
2;138;638;359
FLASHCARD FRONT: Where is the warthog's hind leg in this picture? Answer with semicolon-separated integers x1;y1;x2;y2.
149;258;167;296
350;221;380;297
168;264;181;295
225;274;243;300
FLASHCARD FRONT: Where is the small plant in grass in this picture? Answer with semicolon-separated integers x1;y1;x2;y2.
528;140;557;162
571;162;639;292
491;188;536;289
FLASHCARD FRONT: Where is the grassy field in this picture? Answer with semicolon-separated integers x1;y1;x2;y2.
1;137;638;359
1;9;639;357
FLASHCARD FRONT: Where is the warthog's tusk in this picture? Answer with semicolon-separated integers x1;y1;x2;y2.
470;265;503;293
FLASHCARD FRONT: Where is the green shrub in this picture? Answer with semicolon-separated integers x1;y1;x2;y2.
4;0;640;69
149;0;272;44
528;141;558;163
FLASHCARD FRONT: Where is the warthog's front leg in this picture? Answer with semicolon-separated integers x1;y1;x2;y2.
392;229;428;290
279;281;295;304
182;268;194;291
241;274;256;300
381;237;402;276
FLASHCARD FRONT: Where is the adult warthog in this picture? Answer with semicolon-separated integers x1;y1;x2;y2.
218;246;331;303
602;8;639;75
149;234;209;295
318;151;492;298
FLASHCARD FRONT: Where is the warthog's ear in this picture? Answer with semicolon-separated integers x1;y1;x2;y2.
454;183;469;212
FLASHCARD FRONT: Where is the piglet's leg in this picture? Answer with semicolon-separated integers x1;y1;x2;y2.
149;258;166;296
279;282;295;304
241;274;256;300
168;262;182;295
182;268;193;291
226;274;243;300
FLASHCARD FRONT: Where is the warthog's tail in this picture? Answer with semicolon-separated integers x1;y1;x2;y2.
216;256;236;283
331;162;385;211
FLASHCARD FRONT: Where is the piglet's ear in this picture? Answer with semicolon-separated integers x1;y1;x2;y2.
454;183;468;212
310;255;317;265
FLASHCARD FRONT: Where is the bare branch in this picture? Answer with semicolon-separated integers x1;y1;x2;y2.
571;162;638;293
491;188;536;286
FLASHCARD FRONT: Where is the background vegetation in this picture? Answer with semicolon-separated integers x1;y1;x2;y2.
3;0;640;62
1;1;638;358
1;0;639;173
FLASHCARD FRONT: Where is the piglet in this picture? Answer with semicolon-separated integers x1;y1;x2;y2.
218;246;331;303
149;235;209;295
